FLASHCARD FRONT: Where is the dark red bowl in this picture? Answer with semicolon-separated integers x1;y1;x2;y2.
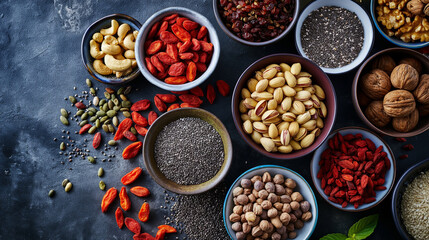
231;53;337;160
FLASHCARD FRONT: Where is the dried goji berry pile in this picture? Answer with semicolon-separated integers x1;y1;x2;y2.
317;132;391;208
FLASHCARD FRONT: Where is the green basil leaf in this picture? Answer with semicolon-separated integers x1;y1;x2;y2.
320;233;348;240
348;214;379;240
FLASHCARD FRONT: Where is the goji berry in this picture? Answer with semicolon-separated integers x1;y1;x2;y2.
157;52;177;65
101;187;117;213
157;21;169;36
130;186;151;197
195;62;207;72
154;96;167;112
167;103;180;111
180;103;198;108
147;22;160;40
93;132;101;149
171;24;191;42
145;57;157;75
179;52;194;60
131;99;151;112
156;94;177;103
179;94;203;106
179;40;192;53
138;202;150;222
155;229;166;240
186;62;197;81
176;17;187;27
171;90;188;94
122;142;143;160
190;86;204;97
206;84;216;104
395;137;407;142
158;225;177;233
361;174;369;189
146;40;163;55
135;125;148;137
191;51;199;62
400;154;408;159
199;52;208;63
134;233;156;240
162;13;179;22
166;43;179;61
115;207;124;229
119;187;131;211
159;31;179;44
150;55;165;73
132;112;149;127
402;144;414;151
74;102;86;109
125;217;141;234
79;124;92;134
148;111;158;125
182;20;199;31
200;41;213;52
121;167;143;185
123;130;137;142
114;118;133;141
197;26;207;39
191;38;201;51
216;80;230;96
168;62;186;76
165;76;187;84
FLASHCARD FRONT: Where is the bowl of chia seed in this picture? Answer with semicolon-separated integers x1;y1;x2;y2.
143;107;232;195
295;0;374;74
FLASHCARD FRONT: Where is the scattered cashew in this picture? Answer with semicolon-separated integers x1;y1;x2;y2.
123;33;135;50
92;32;103;43
93;60;113;75
100;19;119;36
124;50;135;59
104;54;132;72
117;23;130;42
101;35;121;55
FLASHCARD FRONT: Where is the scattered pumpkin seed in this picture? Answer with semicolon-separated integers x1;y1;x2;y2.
130;127;137;135
87;111;95;117
108;140;117;146
96;110;106;117
88;107;97;113
111;94;116;100
124;86;132;95
113;98;120;106
69;96;77;104
89;116;98;122
107;110;116;118
122;100;131;108
108;124;115;133
60;116;69;126
88;126;97;134
102;103;108;112
113;106;121;112
81;112;88;120
120;108;129;112
104;119;111;125
48;189;55;198
99;99;106;106
86;78;92;87
102;124;109;133
60;108;68;118
100;116;109;123
88;156;96;164
104;92;111;99
90;87;96;95
99;181;106;191
79;120;88;127
62;179;69;187
117;87;124;95
76;110;84;116
98;167;104;177
107;100;114;110
120;94;127;101
60;142;66;151
65;182;73;192
112;116;119;126
93;96;100;107
95;119;101;128
123;111;131;118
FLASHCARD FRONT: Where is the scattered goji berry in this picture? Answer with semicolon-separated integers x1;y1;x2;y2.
123;130;137;142
155;229;166;240
125;217;141;234
138;202;150;222
101;187;117;213
115;207;124;229
122;142;143;160
75;102;86;109
154;96;167;112
190;86;204;97
167;103;180;111
400;154;409;159
402;144;414;151
206;84;216;104
135;125;148;137
121;167;143;185
119;187;131;211
79;124;92;134
180;103;197;108
179;94;203;106
131;99;151;112
156;94;177;103
93;132;101;149
133;233;156;240
395;137;407;142
171;90;188;94
148;111;158;125
132;112;149;127
216;80;230;96
157;225;177;233
130;186;151;197
114;118;133;141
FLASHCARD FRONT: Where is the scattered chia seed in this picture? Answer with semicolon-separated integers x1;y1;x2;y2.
301;6;364;68
154;117;224;185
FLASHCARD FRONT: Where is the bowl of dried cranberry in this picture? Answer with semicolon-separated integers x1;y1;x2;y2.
310;127;396;212
135;7;220;91
213;0;299;46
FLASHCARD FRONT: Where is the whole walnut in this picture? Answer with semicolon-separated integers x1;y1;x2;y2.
361;69;392;100
371;55;396;74
390;64;419;91
418;104;429;116
414;74;429;104
392;109;419;132
399;58;423;74
407;0;424;15
383;90;416;117
357;89;372;107
365;101;391;127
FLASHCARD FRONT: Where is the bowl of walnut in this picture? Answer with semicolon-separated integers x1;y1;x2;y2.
371;0;429;48
352;48;429;137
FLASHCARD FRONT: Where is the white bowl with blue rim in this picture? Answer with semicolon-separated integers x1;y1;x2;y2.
310;127;396;212
223;165;318;240
295;0;374;74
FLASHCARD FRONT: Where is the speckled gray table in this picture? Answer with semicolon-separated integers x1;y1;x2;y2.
0;1;427;239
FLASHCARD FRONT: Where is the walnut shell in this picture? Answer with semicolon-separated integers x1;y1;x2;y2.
413;74;429;104
399;58;423;75
361;69;392;100
383;90;416;117
357;89;372;107
365;101;391;128
390;64;419;91
392;109;419;132
418;104;429;116
371;55;396;74
407;0;424;15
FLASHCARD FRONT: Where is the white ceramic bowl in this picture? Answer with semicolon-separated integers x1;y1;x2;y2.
310;127;396;212
135;7;220;91
223;165;318;240
295;0;374;74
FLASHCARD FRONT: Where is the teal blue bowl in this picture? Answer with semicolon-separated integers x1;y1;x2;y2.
223;165;318;240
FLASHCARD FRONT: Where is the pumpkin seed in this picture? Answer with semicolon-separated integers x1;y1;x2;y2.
117;87;124;95
88;126;97;134
100;116;109;123
104;92;111;99
99;181;106;191
102;124;109;133
76;110;84;116
102;103;108;112
60;108;68;118
108;100;114;110
87;111;95;117
111;94;116;100
99;99;106;106
65;182;73;192
130;127;137;135
113;98;120;106
122;100;131;108
87;107;97;113
112;116;119;126
108;140;117;146
69;96;77;104
81;112;88;120
89;116;97;122
124;86;132;95
48;189;55;198
120;108;129;112
86;78;92;87
104;119;111;125
60;116;69;125
123;111;131;118
88;156;96;164
62;179;69;187
98;167;104;177
108;124;115;133
60;142;66;151
95;119;101;128
120;94;127;101
96;110;106;117
93;96;99;107
113;106;120;112
107;110;116;118
90;87;96;95
79;120;88;127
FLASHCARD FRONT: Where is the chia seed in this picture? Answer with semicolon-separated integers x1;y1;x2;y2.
154;117;224;185
301;6;364;68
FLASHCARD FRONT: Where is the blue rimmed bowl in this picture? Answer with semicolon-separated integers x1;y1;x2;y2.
81;14;142;84
223;165;318;240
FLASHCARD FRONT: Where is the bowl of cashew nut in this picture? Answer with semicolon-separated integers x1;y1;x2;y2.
81;14;142;84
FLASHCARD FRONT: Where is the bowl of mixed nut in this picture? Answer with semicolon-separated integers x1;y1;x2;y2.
231;53;337;160
223;165;318;240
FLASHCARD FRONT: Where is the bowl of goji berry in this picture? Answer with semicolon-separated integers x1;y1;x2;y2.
135;7;220;91
310;127;396;212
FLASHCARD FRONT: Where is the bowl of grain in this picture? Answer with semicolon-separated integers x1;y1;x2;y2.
142;107;232;195
295;0;374;74
392;158;429;240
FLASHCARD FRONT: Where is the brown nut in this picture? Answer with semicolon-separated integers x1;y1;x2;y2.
232;222;243;232
253;204;263;216
279;212;291;224
267;208;278;218
300;201;311;213
258;190;269;199
242;222;251;233
425;3;429;16
273;174;285;184
280;195;292;204
275;184;286;195
268;193;278;203
365;101;391;128
234;205;244;215
392;109;419;132
230;213;241;222
262;172;272;182
237;194;249;205
390;64;419;91
233;187;244;197
294;219;304;229
236;232;246;240
241;178;252;188
301;211;313;222
371;54;396;74
399;58;422;74
383;90;416;117
284;178;296;189
282;203;292;213
254;180;265;191
407;0;424;15
290;201;300;211
414;74;429;104
265;182;275;193
291;192;303;202
360;69;391;100
251;226;263;237
259;220;270;232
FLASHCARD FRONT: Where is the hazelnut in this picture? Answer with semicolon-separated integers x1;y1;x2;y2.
243;188;252;195
242;222;251;234
275;184;286;195
285;187;293;196
233;187;244;197
241;178;252;188
360;69;391;100
251;226;263;237
267;208;278;218
290;201;300;211
291;192;303;202
294;219;304;229
265;182;275;193
357;89;372;107
248;216;260;226
276;226;287;235
259;220;270;231
280;212;291;224
365;101;391;128
262;172;272;182
237;194;249;205
289;213;297;223
260;210;268;220
273;174;285;184
414;74;429;104
288;231;297;239
399;58;422;74
271;232;281;240
301;211;313;222
232;222;243;232
371;54;396;74
274;202;284;211
284;178;296;189
271;216;283;229
261;200;272;210
407;0;424;15
392;109;419;132
280;195;292;203
230;213;241;222
261;232;269;239
293;209;302;219
256;198;263;205
286;222;295;232
252;189;259;198
282;203;292;213
300;201;311;213
243;203;253;213
253;204;263;215
234;205;244;215
391;64;419;91
418;104;429;116
383;90;416;117
241;214;247;223
251;175;262;183
258;190;269;200
254;180;265;191
268;193;278;203
245;212;257;222
248;194;256;203
236;232;246;240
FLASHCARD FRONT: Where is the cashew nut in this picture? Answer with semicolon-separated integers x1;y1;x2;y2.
100;19;119;36
117;23;130;42
104;54;132;72
92;32;103;43
114;52;125;60
101;35;121;55
123;33;135;50
89;40;106;59
124;50;135;59
93;59;113;75
131;59;137;68
133;30;139;39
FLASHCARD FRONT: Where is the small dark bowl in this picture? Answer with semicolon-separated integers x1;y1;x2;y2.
232;53;337;160
81;14;142;84
142;108;232;195
392;158;429;239
212;0;300;46
352;48;429;137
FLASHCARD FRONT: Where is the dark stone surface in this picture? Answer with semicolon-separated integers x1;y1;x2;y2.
0;0;426;239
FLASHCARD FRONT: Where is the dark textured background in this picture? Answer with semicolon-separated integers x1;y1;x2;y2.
0;0;426;239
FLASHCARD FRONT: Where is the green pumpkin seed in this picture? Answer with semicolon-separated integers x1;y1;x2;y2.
124;86;132;95
108;124;115;133
113;106;121;112
86;78;92;87
108;100;114;110
112;116;119;126
102;103;108;112
60;108;68;118
89;116;98;122
100;116;109;123
120;108;129;112
102;124;109;133
60;142;66;151
93;96;100;107
111;94;116;100
69;96;77;104
88;126;97;134
65;182;73;192
99;181;106;191
88;111;95;117
117;87;124;95
96;110;106;117
79;120;89;127
81;112;88;120
130;127;137;135
99;99;106;106
107;110;116;118
108;140;117;146
122;100;132;108
88;107;97;113
104;92;111;99
88;156;96;164
98;167;104;177
119;94;128;101
95;119;101;128
113;98;120;106
60;116;69;125
62;179;69;187
90;87;96;95
123;111;131;118
104;119;111;125
48;189;55;198
76;110;84;116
